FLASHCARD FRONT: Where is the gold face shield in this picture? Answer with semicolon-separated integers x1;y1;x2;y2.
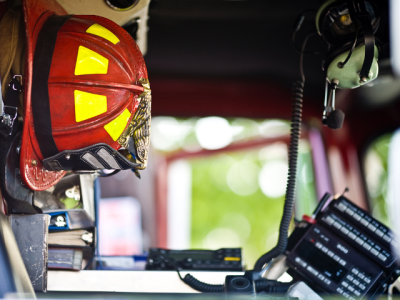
117;78;151;175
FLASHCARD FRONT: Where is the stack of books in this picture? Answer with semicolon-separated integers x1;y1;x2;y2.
45;209;95;270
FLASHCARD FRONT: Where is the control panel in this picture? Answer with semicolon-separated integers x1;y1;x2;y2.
321;197;396;268
145;248;243;271
287;196;399;298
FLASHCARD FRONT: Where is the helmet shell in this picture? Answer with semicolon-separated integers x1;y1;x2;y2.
43;15;147;155
21;0;148;190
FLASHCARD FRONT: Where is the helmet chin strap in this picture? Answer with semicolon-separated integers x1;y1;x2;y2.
0;76;22;139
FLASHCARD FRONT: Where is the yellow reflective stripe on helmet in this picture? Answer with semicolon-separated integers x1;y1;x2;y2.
86;24;120;45
74;90;107;122
104;109;132;141
75;46;109;75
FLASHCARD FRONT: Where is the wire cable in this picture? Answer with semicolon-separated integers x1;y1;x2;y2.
177;269;294;294
338;26;359;68
292;31;322;55
177;270;224;293
291;9;324;56
253;32;307;272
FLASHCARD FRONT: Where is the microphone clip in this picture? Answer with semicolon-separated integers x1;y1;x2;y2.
322;79;345;130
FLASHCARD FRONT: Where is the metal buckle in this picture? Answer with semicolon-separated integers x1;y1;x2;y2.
10;75;23;91
1;105;18;135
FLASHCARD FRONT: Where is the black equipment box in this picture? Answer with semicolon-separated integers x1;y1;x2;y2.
146;248;243;271
287;196;399;299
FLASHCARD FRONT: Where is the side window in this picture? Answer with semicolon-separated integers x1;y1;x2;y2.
364;133;392;226
152;117;318;267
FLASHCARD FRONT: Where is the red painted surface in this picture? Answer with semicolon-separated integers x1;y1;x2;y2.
165;135;292;163
150;78;320;120
20;0;148;190
302;215;317;224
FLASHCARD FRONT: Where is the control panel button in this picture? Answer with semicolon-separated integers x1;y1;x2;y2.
351;269;359;275
295;257;307;268
333;255;340;262
337;203;347;212
349;297;355;300
346;275;354;281
327;250;334;257
316;242;323;249
324;278;331;285
354;291;361;296
363;243;372;251
370;248;379;256
353;214;362;221
364;277;371;284
355;237;364;245
359;284;366;290
343;292;350;298
378;254;388;261
348;232;357;240
341;281;349;287
345;208;354;216
357;273;365;280
348;286;355;292
367;224;377;232
325;216;335;225
375;229;384;237
307;266;318;276
321;247;329;253
333;222;342;230
318;274;325;281
339;259;347;266
336;287;344;294
353;279;360;286
383;235;392;243
360;219;369;226
341;227;350;235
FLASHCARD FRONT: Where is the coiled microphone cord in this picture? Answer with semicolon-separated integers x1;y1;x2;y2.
253;81;303;271
177;272;224;293
253;29;309;272
177;270;293;294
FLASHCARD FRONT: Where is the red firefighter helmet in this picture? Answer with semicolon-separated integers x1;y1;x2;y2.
21;0;151;191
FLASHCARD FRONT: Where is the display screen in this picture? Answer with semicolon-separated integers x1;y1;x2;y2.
168;251;215;261
297;241;348;284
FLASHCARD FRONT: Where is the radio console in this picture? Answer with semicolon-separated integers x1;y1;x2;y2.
145;248;244;271
287;196;399;298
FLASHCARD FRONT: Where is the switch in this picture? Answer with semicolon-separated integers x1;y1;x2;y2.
370;248;379;256
378;254;387;261
341;227;350;235
337;203;347;212
363;243;372;251
348;232;357;240
355;237;364;245
307;266;318;276
334;222;342;230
